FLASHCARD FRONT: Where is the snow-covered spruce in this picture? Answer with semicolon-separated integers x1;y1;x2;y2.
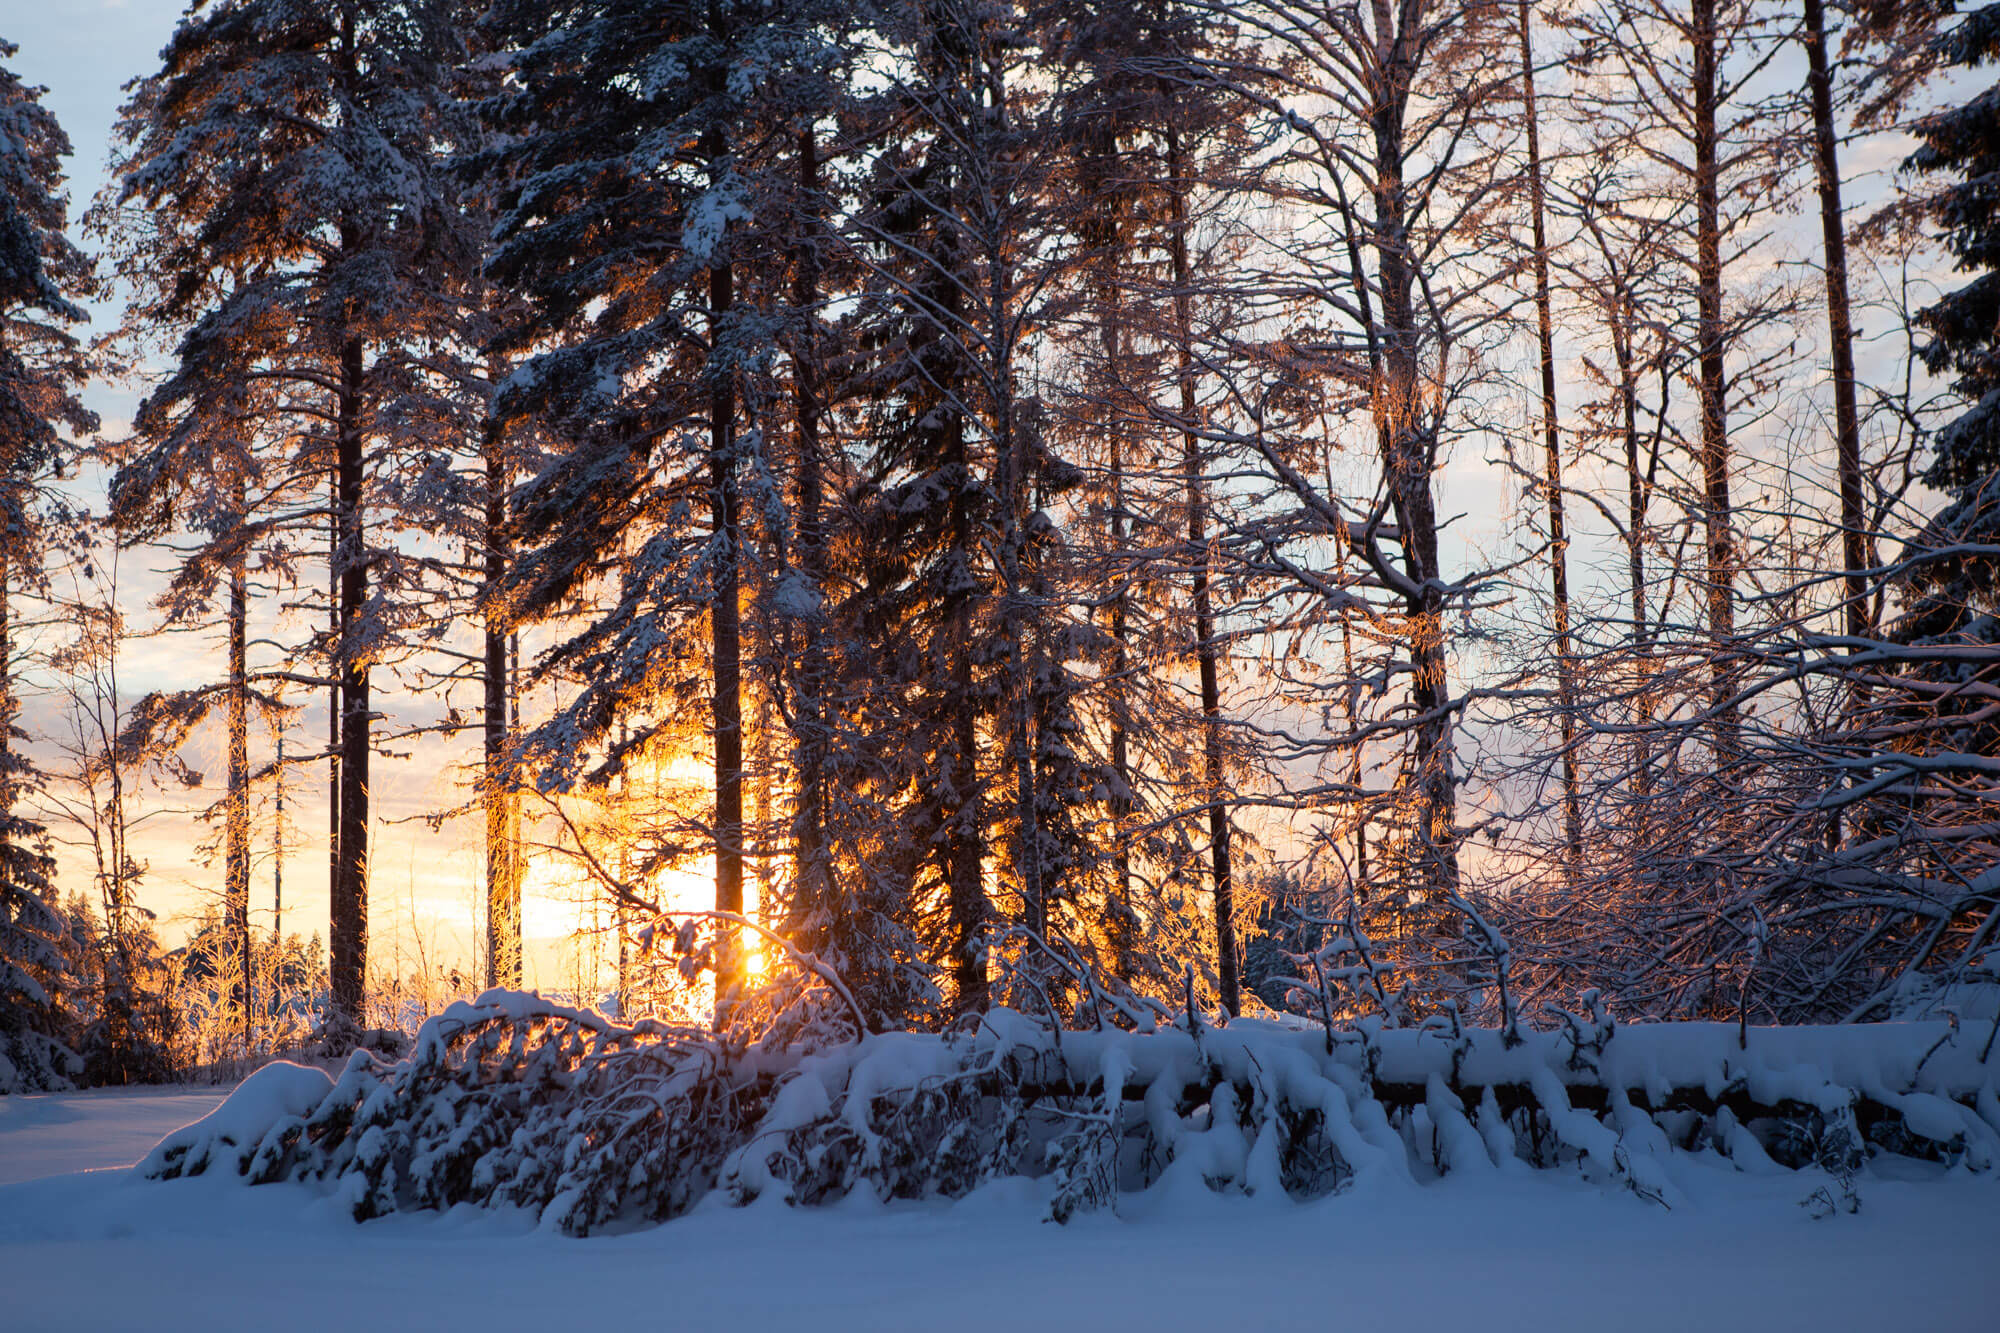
142;991;2000;1232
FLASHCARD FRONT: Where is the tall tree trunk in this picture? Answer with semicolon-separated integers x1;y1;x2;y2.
1164;125;1238;1015
1692;0;1738;754
101;613;132;983
483;413;520;990
753;657;773;926
947;408;987;1015
980;53;1042;947
1520;0;1582;877
326;482;339;996
1104;316;1135;984
708;217;745;996
327;3;365;1032
1341;610;1369;884
0;548;13;859
1003;397;1045;944
330;328;370;1029
701;3;744;1007
613;718;631;1010
1;549;10;822
1801;0;1868;639
1009;626;1045;941
1368;1;1461;905
790;126;831;937
226;541;251;1050
1615;289;1658;800
273;728;283;942
750;515;775;927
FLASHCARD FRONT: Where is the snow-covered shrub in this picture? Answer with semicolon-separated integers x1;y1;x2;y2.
138;1060;334;1178
144;983;2000;1233
0;836;78;1094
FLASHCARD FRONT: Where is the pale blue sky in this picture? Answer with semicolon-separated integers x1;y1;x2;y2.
5;0;189;451
4;0;187;331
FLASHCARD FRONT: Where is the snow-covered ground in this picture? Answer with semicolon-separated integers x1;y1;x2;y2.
0;1086;230;1186
0;1084;1996;1332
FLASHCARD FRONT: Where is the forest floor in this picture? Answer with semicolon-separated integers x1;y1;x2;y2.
0;1084;1996;1332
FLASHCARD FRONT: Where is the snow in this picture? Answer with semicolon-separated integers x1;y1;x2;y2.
0;1084;1996;1331
0;1086;229;1186
138;1061;332;1180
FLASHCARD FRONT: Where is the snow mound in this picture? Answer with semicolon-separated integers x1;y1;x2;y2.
139;1060;334;1181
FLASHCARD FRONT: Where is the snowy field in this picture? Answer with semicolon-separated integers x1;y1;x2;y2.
1;1084;1997;1332
0;1086;230;1187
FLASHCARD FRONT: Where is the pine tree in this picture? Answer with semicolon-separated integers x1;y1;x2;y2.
733;7;937;1025
0;776;70;1092
103;0;466;1030
376;9;537;991
0;36;92;1092
1802;1;2000;1019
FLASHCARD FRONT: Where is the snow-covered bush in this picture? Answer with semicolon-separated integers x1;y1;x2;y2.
143;983;2000;1233
0;875;79;1094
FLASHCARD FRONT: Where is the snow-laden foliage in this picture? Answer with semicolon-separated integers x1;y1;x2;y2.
144;986;2000;1232
0;871;77;1093
0;37;91;1095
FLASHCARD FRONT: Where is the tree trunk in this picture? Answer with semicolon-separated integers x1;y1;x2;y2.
273;728;283;942
1369;0;1461;905
947;408;987;1015
1802;0;1868;640
330;328;370;1029
226;543;251;1050
1521;0;1582;877
700;1;744;1008
1004;407;1044;943
328;3;366;1032
1164;125;1238;1016
709;226;745;995
483;413;520;990
791;126;831;936
1692;0;1738;754
1010;633;1045;941
0;546;17;898
1615;289;1658;799
981;55;1042;948
1104;317;1135;984
327;481;340;1002
1;548;11;832
1341;611;1369;884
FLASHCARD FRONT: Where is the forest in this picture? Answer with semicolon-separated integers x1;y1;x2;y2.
0;0;1997;1128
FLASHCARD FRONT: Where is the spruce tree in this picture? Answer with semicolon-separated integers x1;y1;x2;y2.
834;0;1098;1015
1899;4;2000;629
1042;0;1262;1007
485;0;836;1001
1827;2;2000;1018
